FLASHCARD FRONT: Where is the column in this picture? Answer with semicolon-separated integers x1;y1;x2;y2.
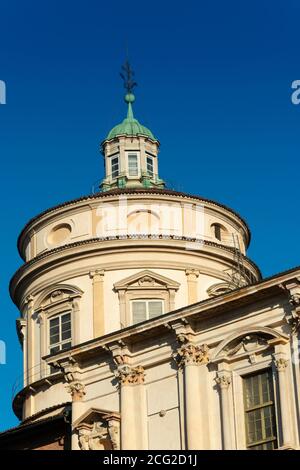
215;371;233;450
117;365;146;450
63;361;86;450
177;343;209;449
275;357;292;447
89;270;105;338
185;270;200;304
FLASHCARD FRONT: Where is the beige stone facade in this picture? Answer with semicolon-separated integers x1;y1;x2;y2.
4;93;300;451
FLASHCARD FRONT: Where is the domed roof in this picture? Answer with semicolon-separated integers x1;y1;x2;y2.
106;93;156;141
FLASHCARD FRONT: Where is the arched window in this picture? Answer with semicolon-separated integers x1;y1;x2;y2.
34;285;83;377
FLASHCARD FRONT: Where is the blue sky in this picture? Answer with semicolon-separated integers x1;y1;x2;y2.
0;0;299;430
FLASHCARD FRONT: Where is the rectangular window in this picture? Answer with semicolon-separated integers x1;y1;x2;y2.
111;156;119;179
146;156;154;176
128;153;138;176
49;312;72;355
131;300;163;324
243;369;277;450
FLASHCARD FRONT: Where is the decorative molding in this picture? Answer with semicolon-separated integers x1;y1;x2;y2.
175;343;209;368
207;282;233;298
55;359;86;401
275;358;288;372
215;372;231;389
185;269;200;279
66;381;86;401
35;284;83;311
115;364;145;386
280;280;300;333
211;326;289;363
114;269;180;291
74;408;120;451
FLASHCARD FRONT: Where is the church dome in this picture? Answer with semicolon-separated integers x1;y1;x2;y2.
106;93;156;141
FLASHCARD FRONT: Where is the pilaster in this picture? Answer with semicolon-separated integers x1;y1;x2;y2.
89;270;105;338
185;269;200;304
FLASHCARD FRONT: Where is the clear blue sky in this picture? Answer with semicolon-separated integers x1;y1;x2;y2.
0;0;299;431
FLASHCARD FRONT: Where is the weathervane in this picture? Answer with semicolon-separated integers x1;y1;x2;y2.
120;60;137;95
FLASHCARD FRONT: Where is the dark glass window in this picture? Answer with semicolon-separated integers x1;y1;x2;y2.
243;370;278;450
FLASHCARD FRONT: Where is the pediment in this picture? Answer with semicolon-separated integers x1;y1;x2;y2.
35;284;84;309
211;326;289;363
73;407;120;451
114;270;180;291
73;407;120;429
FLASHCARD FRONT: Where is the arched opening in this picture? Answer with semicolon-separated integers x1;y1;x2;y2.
211;223;227;242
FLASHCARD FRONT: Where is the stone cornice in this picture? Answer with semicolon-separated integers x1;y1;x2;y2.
10;235;261;306
41;268;300;368
17;188;251;259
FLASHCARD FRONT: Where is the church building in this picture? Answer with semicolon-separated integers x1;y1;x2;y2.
1;64;300;450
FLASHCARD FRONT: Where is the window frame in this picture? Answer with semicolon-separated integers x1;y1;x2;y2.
242;369;278;450
146;155;154;176
111;155;120;179
231;360;279;450
127;152;140;177
48;310;72;355
130;298;164;324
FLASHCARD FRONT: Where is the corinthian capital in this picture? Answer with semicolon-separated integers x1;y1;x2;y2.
115;364;145;386
176;343;209;367
66;381;86;401
215;372;231;389
275;357;288;371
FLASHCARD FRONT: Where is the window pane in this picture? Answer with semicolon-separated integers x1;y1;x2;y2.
148;301;163;319
62;321;71;332
132;301;147;324
61;313;71;324
50;324;59;335
128;154;138;176
50;317;59;328
61;341;72;351
50;346;60;355
62;329;71;340
50;333;60;345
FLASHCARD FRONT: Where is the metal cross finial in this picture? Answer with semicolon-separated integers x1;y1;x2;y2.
120;60;137;94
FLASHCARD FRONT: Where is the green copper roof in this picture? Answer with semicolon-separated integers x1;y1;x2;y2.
106;93;156;141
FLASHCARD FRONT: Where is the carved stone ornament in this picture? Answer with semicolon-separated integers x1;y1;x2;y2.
66;381;86;401
78;422;117;451
288;294;300;333
275;358;288;372
51;290;63;300
215;373;231;389
138;276;156;287
115;364;145;385
74;409;120;451
59;360;86;401
223;334;269;357
176;343;209;367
